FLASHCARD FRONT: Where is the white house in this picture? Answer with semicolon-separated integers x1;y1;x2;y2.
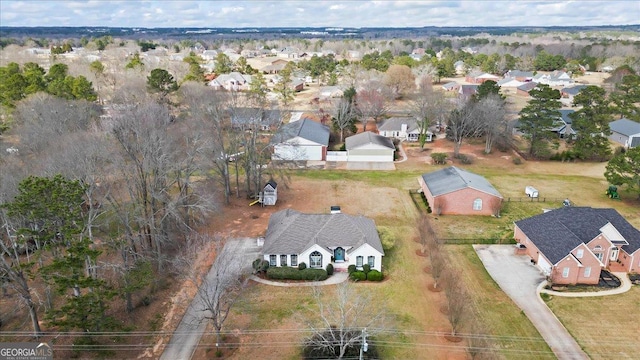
208;72;253;91
378;117;431;142
271;118;330;161
262;209;385;272
609;118;640;149
534;71;575;86
345;131;395;162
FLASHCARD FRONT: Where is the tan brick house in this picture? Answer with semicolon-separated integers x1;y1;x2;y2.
514;207;640;285
418;166;503;216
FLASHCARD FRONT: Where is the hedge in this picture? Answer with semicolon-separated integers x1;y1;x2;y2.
326;263;334;276
350;271;366;281
367;270;383;281
266;267;328;281
347;265;356;274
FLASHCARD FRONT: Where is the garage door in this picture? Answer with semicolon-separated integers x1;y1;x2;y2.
537;254;552;276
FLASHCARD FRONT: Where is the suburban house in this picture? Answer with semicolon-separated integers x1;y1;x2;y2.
550;109;577;139
230;107;281;131
378;117;432;142
208;72;253;91
609;118;640;149
262;209;385;272
454;60;466;75
465;71;500;84
441;81;460;92
458;85;479;100
345;131;396;162
504;70;534;82
201;49;219;61
418;166;503;216
497;77;525;88
271;118;330;161
560;85;588;106
318;86;344;99
534;70;575;87
516;82;539;97
514;207;640;285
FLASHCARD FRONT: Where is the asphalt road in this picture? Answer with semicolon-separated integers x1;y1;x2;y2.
474;245;589;360
160;237;261;360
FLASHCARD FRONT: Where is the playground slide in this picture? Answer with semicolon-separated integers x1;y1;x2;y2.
249;199;261;206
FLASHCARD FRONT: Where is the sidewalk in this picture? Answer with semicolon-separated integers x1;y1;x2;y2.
539;272;632;297
250;271;348;287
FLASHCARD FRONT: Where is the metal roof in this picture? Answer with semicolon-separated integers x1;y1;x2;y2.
420;166;502;198
609;118;640;136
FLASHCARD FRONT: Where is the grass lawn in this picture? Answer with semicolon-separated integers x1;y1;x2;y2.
545;286;640;359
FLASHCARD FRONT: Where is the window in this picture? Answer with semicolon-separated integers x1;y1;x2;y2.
269;255;277;267
356;256;363;268
473;198;482;211
368;256;375;268
584;267;591;277
310;251;322;268
291;255;298;267
562;267;570;278
280;255;287;267
576;249;584;258
595;253;603;262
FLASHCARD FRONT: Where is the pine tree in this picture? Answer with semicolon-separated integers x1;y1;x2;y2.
518;84;562;158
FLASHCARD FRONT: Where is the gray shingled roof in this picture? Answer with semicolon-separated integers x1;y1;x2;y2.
378;117;418;132
262;209;385;255
561;85;587;96
345;131;395;150
420;166;502;198
271;118;330;146
230;107;281;127
517;82;538;92
507;70;534;78
609;118;640;136
515;207;640;264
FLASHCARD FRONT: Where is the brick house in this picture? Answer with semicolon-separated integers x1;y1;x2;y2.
514;207;640;285
418;166;503;216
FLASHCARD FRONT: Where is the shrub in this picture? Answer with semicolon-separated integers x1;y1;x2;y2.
457;154;473;164
298;262;307;270
326;263;334;276
512;157;522;165
257;260;269;273
362;264;371;274
431;152;448;164
266;267;328;281
378;227;396;251
367;270;384;281
252;258;266;273
347;264;356;274
349;271;366;281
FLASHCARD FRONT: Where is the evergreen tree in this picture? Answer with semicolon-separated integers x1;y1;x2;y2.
605;147;640;199
569;86;612;161
518;84;562;158
474;80;504;101
610;74;640;121
125;52;144;70
147;68;179;96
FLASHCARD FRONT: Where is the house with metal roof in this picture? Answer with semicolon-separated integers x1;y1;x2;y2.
262;209;385;272
609;118;640;149
271;118;330;161
345;131;395;162
514;207;640;285
417;166;503;216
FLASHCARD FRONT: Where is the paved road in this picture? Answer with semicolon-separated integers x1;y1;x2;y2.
474;245;589;360
160;237;261;360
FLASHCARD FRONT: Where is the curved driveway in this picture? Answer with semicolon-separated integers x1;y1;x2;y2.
474;245;589;360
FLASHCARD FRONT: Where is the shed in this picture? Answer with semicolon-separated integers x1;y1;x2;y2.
609;118;640;149
262;181;278;206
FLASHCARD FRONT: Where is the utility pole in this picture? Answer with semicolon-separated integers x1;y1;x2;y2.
359;327;368;360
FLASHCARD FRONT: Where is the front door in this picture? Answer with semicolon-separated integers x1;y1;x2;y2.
334;247;345;262
610;247;619;261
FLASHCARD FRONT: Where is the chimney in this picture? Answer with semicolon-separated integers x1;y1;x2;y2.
330;206;341;214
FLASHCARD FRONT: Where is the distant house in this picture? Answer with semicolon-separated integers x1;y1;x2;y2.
609;118;640;149
271;118;330;161
516;82;539;97
458;85;479;100
550;109;577;139
208;72;253;91
441;81;460;92
345;131;395;162
560;85;588;106
534;71;574;86
230;108;281;131
504;70;534;82
497;77;525;88
454;61;466;75
318;86;344;99
262;209;385;272
465;71;500;84
201;49;219;61
378;117;431;142
514;207;640;285
418;166;503;216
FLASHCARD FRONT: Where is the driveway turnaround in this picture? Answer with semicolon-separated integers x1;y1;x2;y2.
474;245;589;360
160;237;261;360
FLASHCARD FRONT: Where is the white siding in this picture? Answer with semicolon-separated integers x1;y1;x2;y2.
348;243;384;271
537;254;552;275
272;136;324;161
299;245;332;269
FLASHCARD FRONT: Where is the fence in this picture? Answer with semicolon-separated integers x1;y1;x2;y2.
326;151;347;162
440;238;516;245
505;197;572;204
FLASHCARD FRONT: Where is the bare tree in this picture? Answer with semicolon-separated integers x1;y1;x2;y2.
356;81;391;132
304;282;385;359
411;76;450;149
383;64;415;99
418;214;437;254
430;250;446;290
448;101;484;158
332;97;356;143
443;271;468;336
489;197;503;218
432;197;446;216
474;94;508;154
176;234;249;349
466;319;498;360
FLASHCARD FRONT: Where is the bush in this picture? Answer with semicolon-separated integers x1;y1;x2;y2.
298;262;307;270
347;264;356;274
326;263;334;276
512;157;522;165
378;227;396;251
457;154;473;164
349;271;366;281
252;258;268;273
362;264;371;274
266;267;328;281
431;152;448;164
367;270;384;281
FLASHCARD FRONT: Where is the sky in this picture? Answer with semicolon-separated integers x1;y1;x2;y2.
0;1;638;28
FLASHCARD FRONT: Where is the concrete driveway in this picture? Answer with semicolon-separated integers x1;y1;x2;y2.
474;245;589;360
160;237;261;360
